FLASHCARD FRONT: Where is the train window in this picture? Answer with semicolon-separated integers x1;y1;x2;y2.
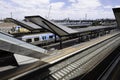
44;36;46;39
42;36;44;40
34;37;39;41
42;36;46;40
26;39;32;43
49;35;53;39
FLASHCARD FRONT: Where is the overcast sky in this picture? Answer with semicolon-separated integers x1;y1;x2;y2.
0;0;120;20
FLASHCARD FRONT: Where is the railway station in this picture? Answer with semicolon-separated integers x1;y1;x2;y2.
0;7;120;80
8;16;116;49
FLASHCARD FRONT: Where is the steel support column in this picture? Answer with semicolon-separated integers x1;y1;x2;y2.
60;37;62;49
54;34;57;42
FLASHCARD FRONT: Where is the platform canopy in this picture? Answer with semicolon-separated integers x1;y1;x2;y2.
25;16;78;37
8;18;42;31
0;32;47;59
76;26;116;33
9;16;116;37
113;8;120;28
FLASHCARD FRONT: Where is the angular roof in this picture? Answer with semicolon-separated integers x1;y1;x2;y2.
8;18;42;31
25;16;78;36
9;16;116;37
113;8;120;27
76;26;116;32
0;32;47;59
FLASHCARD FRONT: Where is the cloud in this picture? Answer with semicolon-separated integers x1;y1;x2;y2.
103;5;113;9
11;0;50;8
0;0;17;18
115;5;120;8
51;2;65;10
70;0;102;9
0;0;51;19
68;0;76;3
0;0;118;19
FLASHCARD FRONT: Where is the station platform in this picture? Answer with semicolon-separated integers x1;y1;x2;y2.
41;31;120;64
0;31;120;79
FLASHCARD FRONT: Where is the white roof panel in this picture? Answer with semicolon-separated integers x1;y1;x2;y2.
18;20;42;29
0;32;47;58
25;16;78;36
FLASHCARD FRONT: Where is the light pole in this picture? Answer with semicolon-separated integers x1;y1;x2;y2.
10;12;13;18
48;5;52;19
85;14;87;20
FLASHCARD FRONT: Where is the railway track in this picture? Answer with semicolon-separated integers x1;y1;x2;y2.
5;32;120;80
98;52;120;80
42;34;120;80
15;32;120;80
79;44;120;80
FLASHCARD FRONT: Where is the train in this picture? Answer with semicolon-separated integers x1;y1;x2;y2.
21;33;59;45
20;28;115;46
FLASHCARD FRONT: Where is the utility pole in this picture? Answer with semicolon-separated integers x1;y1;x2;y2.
85;14;87;20
10;12;13;18
48;5;52;19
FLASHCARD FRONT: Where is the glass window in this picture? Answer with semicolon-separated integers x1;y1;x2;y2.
42;36;45;40
42;36;46;40
34;37;39;41
26;39;32;42
49;35;53;39
44;36;46;39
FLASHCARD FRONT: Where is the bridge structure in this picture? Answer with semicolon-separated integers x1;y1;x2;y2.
0;8;120;80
